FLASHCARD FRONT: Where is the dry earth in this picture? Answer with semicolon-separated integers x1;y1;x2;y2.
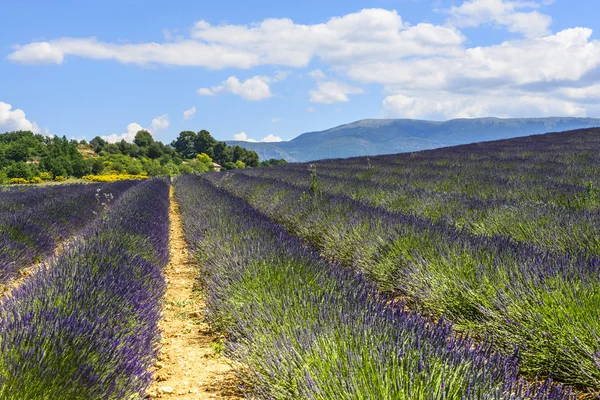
146;185;242;399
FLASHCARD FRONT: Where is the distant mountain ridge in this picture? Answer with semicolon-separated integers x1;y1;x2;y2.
227;117;600;162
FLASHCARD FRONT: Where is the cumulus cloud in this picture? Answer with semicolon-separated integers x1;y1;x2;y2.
232;132;283;142
261;134;283;142
232;132;257;142
191;10;464;66
346;28;600;91
7;42;64;64
150;114;170;131
102;122;146;143
308;69;327;80
7;9;463;68
102;114;170;143
7;4;600;119
196;88;213;96
183;106;197;120
8;38;260;69
0;102;41;133
382;91;586;120
447;0;552;38
309;81;364;104
560;84;600;101
307;68;364;104
198;76;272;101
198;74;286;101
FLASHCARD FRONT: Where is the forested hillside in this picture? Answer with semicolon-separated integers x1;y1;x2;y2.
0;129;262;183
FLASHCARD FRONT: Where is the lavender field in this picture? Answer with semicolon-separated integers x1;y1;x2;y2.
0;128;599;398
198;127;600;397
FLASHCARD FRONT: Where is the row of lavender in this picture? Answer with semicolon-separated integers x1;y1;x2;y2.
0;181;139;286
204;166;600;389
0;178;169;398
175;174;572;399
0;185;80;214
240;164;600;256
239;129;600;256
312;128;600;203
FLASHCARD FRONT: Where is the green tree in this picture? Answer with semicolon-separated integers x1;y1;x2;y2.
5;142;30;162
235;160;246;169
133;130;154;148
190;153;213;172
239;148;259;167
91;159;105;175
194;130;217;157
90;136;107;153
212;142;232;166
260;158;288;167
147;142;164;159
178;163;193;174
171;131;197;159
71;158;92;177
101;143;120;155
6;162;34;180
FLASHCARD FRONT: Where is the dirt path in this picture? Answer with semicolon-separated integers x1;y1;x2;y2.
146;185;242;399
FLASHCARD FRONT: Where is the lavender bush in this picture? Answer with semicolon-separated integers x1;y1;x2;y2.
0;181;139;285
174;174;573;399
203;128;600;389
0;178;169;399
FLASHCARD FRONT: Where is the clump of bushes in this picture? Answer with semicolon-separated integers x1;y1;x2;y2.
82;172;149;182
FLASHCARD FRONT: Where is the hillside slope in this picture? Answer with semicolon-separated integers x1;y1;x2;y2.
227;117;600;162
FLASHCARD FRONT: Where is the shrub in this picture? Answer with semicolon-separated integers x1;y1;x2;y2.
39;171;53;181
82;173;149;182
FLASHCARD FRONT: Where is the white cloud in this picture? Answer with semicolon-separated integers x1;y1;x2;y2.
102;114;170;143
232;132;257;142
7;42;64;64
7;9;463;68
307;69;365;104
0;102;42;133
346;28;600;90
198;74;283;101
447;0;552;38
261;134;283;142
197;88;214;96
191;10;464;66
102;122;145;143
306;106;315;113
382;91;586;120
308;69;327;80
560;84;600;100
8;38;260;69
309;81;364;104
183;106;197;120
150;113;170;131
271;117;281;122
232;132;283;142
7;6;600;119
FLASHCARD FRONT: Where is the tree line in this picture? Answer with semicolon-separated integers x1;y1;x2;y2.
0;129;285;183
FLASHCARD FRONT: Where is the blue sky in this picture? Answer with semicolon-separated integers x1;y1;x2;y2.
1;0;600;144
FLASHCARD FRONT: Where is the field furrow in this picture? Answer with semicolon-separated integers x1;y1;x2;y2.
147;183;241;399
